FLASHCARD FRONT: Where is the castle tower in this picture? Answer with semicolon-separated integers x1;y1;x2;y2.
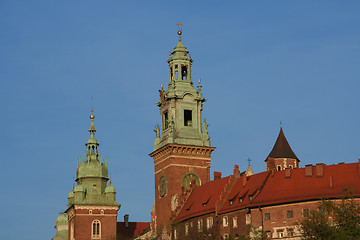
265;126;300;171
150;24;215;239
65;110;120;240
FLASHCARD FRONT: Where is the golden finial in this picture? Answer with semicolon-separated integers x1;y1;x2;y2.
90;97;95;119
280;120;282;128
177;22;182;35
177;22;182;40
198;79;201;84
161;84;163;91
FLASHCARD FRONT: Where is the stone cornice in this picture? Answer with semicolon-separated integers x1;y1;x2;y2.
149;144;215;162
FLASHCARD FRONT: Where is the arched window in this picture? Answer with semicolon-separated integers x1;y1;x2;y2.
277;166;282;171
92;220;101;239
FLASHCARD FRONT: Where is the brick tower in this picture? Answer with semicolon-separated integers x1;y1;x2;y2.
150;24;215;239
265;126;300;171
64;109;120;240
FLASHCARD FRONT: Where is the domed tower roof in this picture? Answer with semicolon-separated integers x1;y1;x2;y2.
105;182;116;193
56;214;68;225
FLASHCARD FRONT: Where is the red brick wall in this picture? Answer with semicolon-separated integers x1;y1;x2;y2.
68;207;118;240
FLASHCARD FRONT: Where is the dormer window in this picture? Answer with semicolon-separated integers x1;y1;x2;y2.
229;200;233;206
239;198;243;203
184;110;192;126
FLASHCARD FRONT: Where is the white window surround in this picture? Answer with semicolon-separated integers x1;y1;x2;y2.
233;217;238;228
223;216;228;227
207;217;213;229
91;219;101;239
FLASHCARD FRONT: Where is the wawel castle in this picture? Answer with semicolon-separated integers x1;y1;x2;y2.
52;27;360;240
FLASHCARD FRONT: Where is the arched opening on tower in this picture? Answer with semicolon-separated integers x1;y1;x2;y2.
181;66;187;80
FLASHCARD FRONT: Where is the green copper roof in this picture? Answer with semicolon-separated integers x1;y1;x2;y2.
56;214;68;225
105;182;116;193
65;111;120;208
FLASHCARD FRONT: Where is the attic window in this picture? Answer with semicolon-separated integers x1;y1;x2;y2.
239;198;243;203
184;110;192;126
229;200;233;206
249;195;253;201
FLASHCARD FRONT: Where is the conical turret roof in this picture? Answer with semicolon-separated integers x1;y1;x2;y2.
266;127;299;161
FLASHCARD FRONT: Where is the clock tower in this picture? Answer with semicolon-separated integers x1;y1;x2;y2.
150;24;215;239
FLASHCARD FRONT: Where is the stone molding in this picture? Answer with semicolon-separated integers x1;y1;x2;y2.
150;144;215;163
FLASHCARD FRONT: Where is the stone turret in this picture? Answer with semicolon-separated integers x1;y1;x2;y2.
265;126;300;171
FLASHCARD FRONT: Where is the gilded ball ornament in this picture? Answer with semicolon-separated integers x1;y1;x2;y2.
177;30;182;35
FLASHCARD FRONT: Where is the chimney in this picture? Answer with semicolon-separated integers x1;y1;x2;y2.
242;175;247;187
316;163;324;177
329;176;333;189
285;168;291;178
305;164;313;177
214;171;222;180
233;165;240;179
124;214;129;228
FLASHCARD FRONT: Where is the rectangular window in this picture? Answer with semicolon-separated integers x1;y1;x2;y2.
174;229;177;240
185;223;189;236
287;210;293;218
184;110;192;126
223;216;228;227
207;217;213;229
198;219;203;232
303;209;309;217
246;214;251;224
233;217;238;228
265;213;271;220
163;111;168;129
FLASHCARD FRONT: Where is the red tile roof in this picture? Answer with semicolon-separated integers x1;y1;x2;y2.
266;127;299;161
175;176;231;222
117;222;150;239
174;162;360;222
218;171;270;214
250;163;360;207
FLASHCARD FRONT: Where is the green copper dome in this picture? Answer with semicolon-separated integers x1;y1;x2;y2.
74;184;85;192
68;190;74;198
105;183;116;193
56;214;68;225
77;160;108;179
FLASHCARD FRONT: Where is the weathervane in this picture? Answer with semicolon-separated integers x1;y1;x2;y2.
177;22;182;40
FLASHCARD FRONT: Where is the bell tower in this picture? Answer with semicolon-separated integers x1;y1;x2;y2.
65;108;120;240
150;24;215;239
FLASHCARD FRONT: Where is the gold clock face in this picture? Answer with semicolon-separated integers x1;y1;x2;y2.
159;175;167;197
181;173;200;191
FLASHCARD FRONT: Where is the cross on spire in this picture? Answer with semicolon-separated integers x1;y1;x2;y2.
247;157;252;166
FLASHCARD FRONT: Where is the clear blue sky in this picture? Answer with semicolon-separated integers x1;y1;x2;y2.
1;1;359;239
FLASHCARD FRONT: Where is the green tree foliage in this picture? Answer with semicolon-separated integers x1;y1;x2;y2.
300;198;360;240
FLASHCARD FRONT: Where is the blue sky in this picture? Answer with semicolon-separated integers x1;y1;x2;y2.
1;1;360;239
